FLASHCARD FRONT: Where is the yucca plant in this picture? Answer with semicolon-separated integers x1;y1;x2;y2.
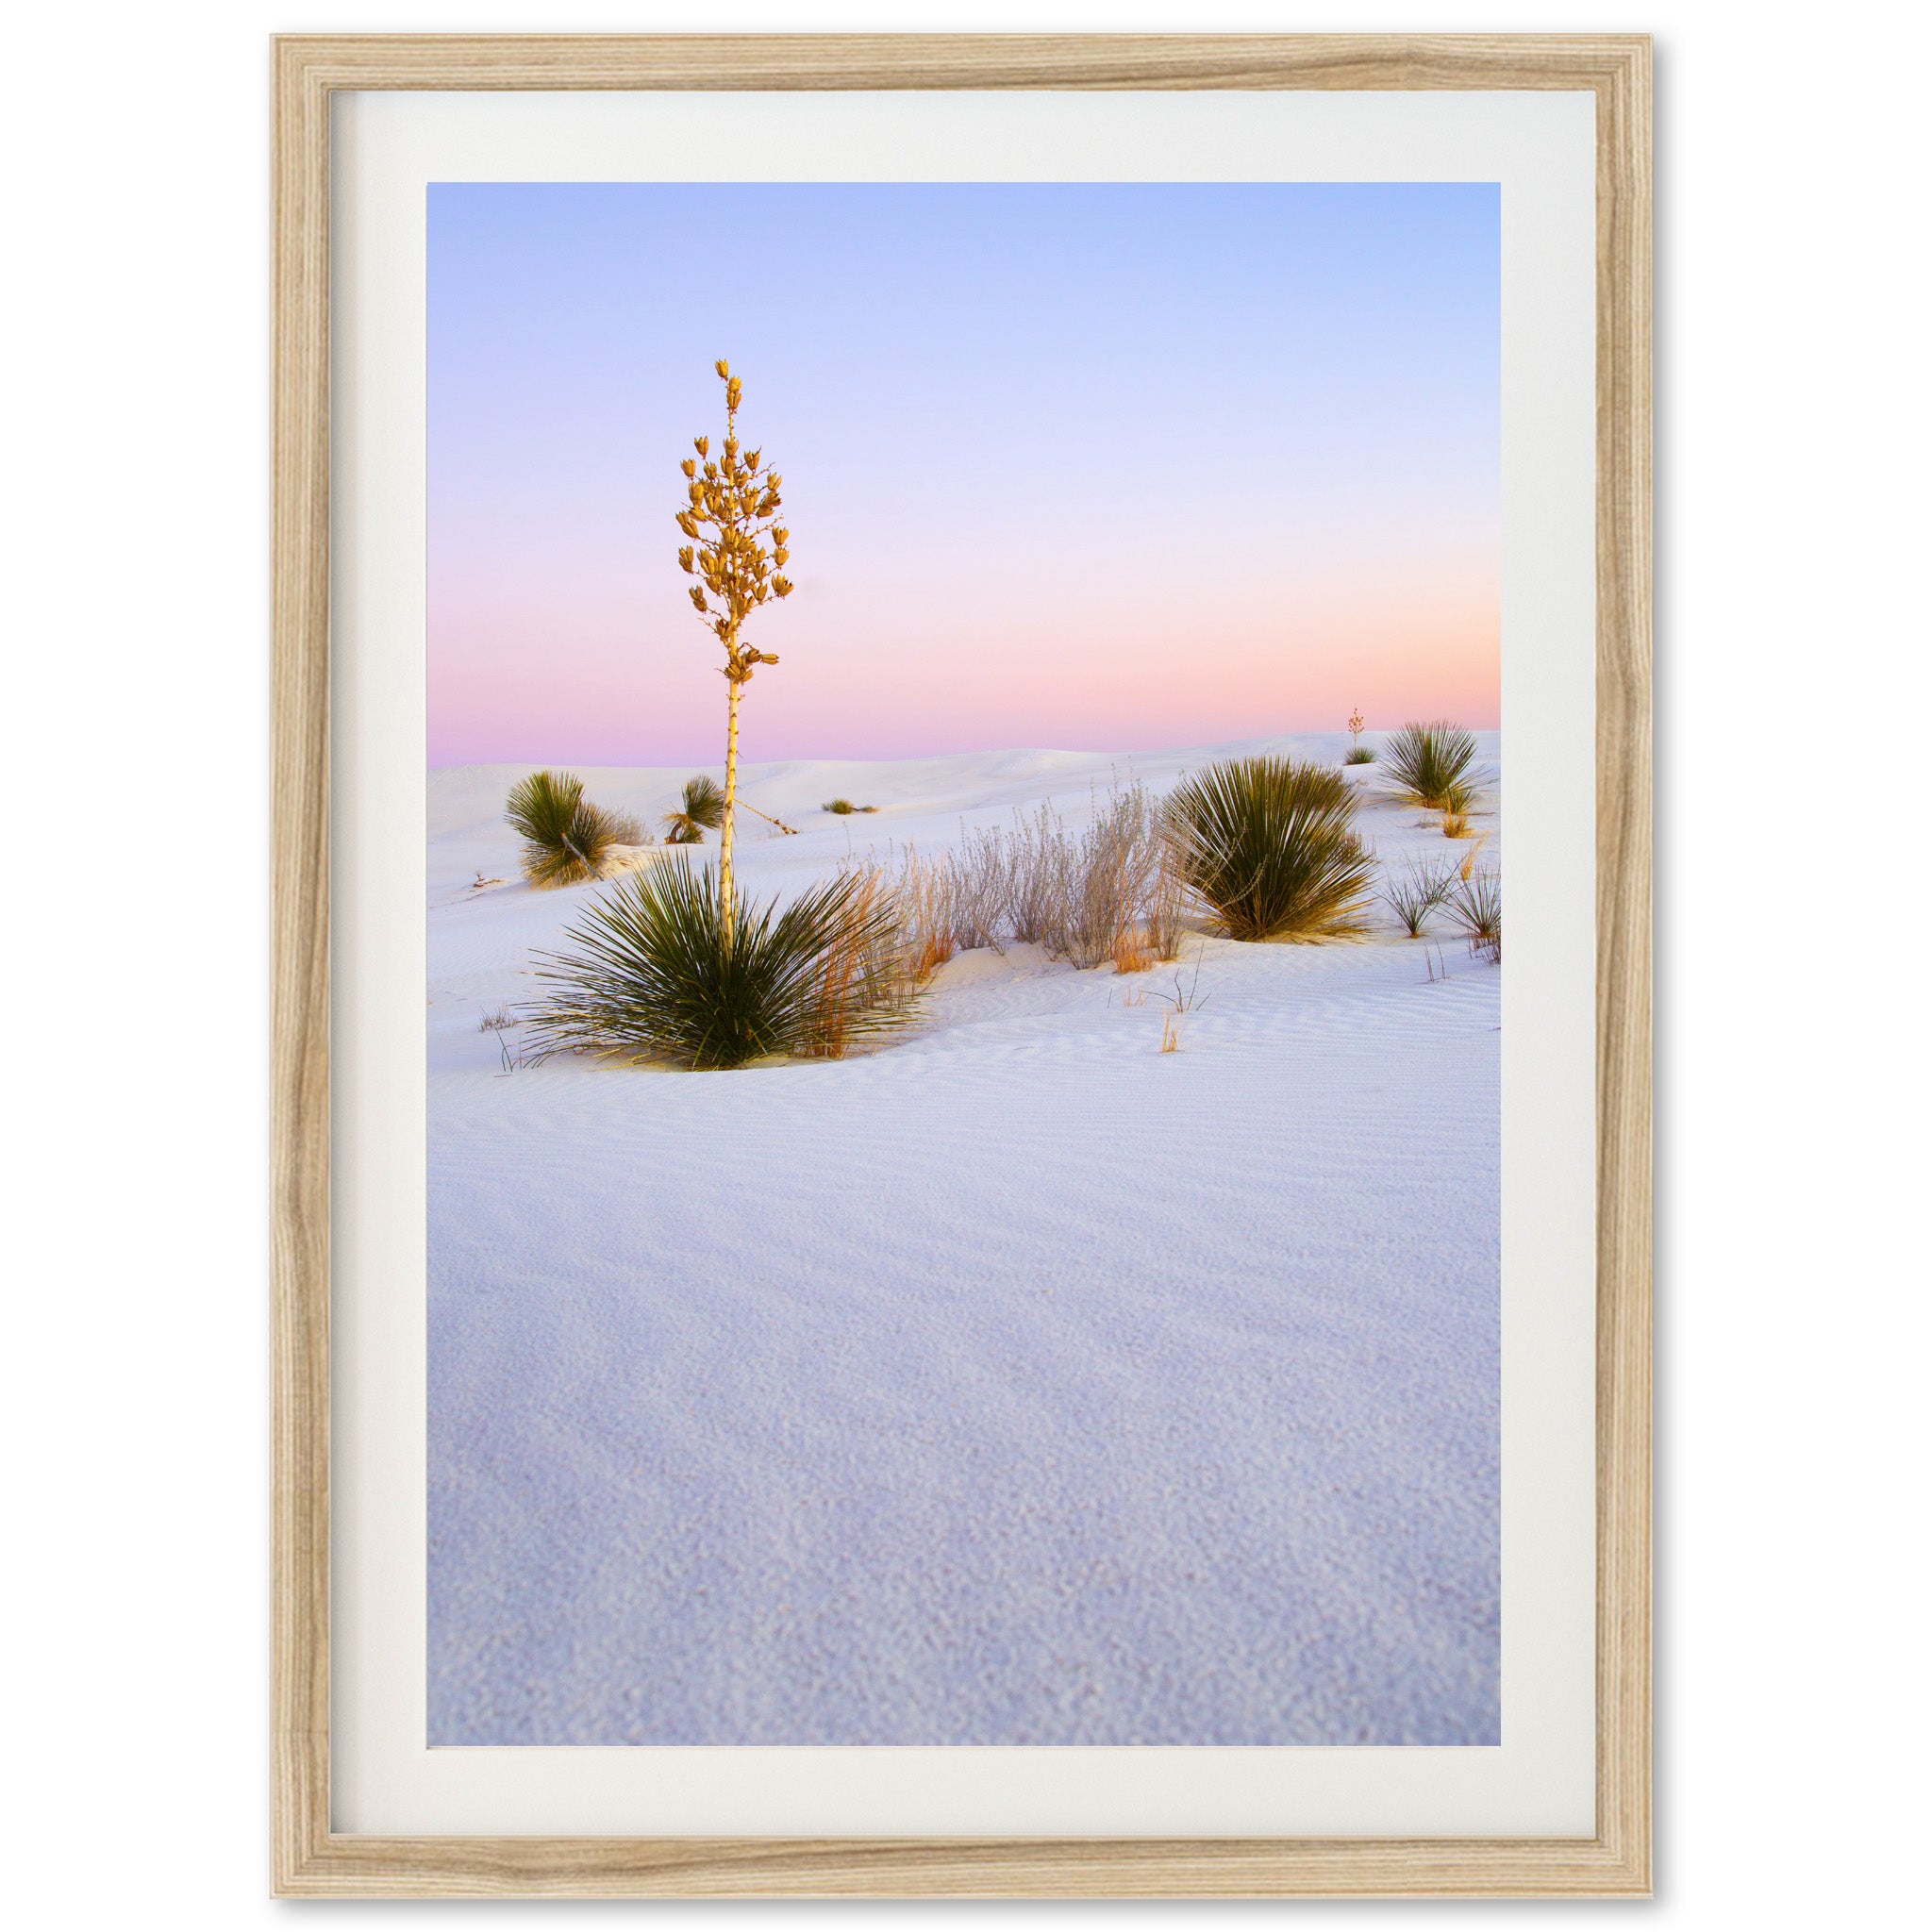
1344;708;1374;762
505;769;626;888
1381;854;1457;937
1167;756;1375;941
1383;721;1480;808
1344;745;1376;765
522;856;910;1071
1445;866;1503;963
662;774;725;844
675;358;795;942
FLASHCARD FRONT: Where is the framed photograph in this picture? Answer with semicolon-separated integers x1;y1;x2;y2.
274;33;1650;1897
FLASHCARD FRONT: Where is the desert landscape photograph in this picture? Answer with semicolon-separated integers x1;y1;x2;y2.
425;180;1502;1746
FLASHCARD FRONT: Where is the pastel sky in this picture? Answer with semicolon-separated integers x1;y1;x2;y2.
428;182;1498;767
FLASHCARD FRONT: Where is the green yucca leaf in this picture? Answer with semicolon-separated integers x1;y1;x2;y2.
505;769;624;889
1383;721;1481;809
521;857;910;1070
660;774;725;844
1445;866;1503;961
1380;853;1457;937
1167;756;1375;941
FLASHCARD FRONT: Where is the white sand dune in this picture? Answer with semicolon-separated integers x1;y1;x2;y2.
427;732;1501;1745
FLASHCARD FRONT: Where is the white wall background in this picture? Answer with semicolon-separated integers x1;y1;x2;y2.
2;1;1924;1924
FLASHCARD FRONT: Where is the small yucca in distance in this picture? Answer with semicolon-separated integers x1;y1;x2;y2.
1344;708;1374;763
505;768;628;888
662;774;725;844
1167;755;1376;941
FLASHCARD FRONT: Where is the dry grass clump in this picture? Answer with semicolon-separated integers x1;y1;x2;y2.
893;844;962;981
821;798;878;815
878;781;1189;980
1381;855;1457;937
521;856;910;1070
662;774;725;845
1166;756;1375;941
799;867;913;1057
1143;837;1188;963
1445;866;1502;963
1057;786;1164;968
1438;776;1485;840
1005;801;1072;948
889;825;1013;980
994;785;1175;971
1344;745;1376;765
506;769;639;888
1384;721;1480;809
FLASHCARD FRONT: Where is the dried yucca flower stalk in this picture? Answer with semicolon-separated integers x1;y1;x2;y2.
675;358;794;941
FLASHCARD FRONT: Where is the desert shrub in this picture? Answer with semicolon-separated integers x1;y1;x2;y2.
1383;721;1480;808
997;785;1164;968
1144;829;1188;963
949;825;1011;953
506;769;629;888
823;798;855;814
1168;756;1375;941
1005;802;1074;948
1445;867;1502;962
662;774;725;845
1056;786;1161;968
1381;854;1457;937
1344;745;1376;765
522;857;909;1070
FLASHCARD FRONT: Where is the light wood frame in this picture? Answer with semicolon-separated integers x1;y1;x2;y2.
273;32;1650;1898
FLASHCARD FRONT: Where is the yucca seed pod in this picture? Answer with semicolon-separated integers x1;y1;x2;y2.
773;576;793;598
714;358;729;378
693;436;708;456
677;546;694;573
745;449;760;472
679;458;695;479
772;547;789;567
689;587;708;612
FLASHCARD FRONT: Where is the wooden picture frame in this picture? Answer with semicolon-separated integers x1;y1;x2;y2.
273;32;1650;1898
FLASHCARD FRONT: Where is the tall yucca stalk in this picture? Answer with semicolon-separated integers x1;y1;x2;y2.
674;358;794;944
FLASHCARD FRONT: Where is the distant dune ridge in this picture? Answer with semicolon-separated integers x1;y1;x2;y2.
427;733;1502;1745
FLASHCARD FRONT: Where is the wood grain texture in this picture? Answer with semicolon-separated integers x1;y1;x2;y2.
271;32;1651;1898
269;28;333;1901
